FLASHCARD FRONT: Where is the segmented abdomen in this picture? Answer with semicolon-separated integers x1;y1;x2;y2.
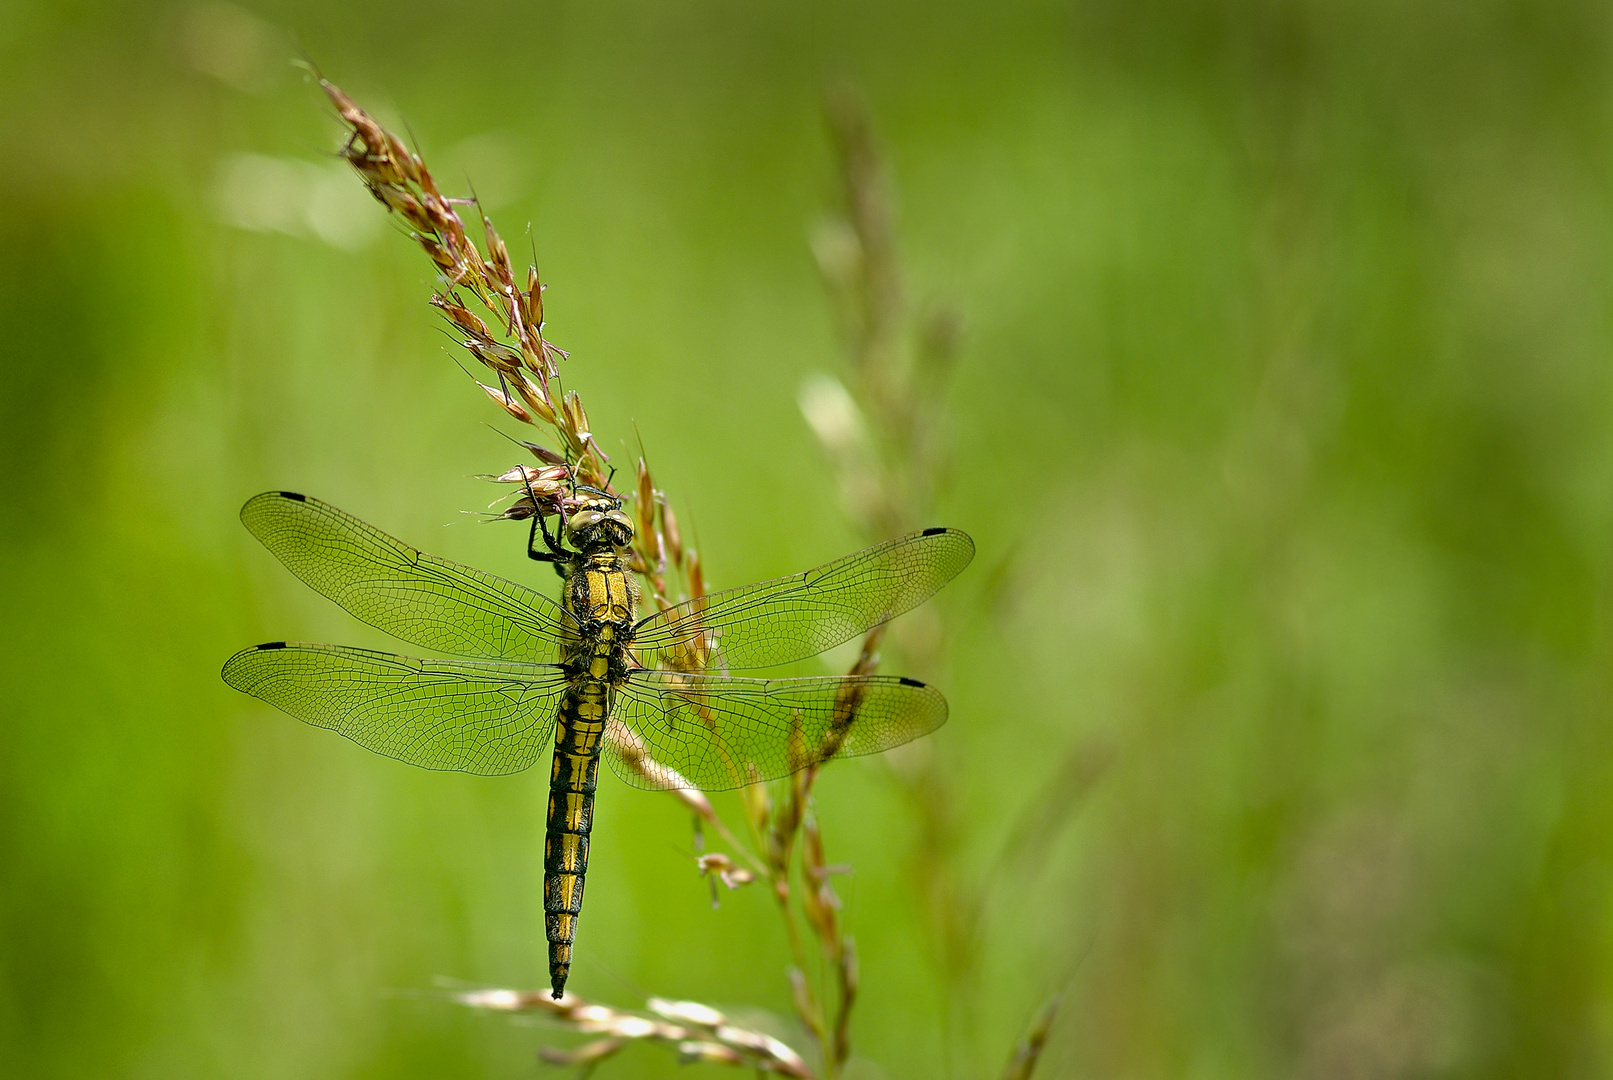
544;681;608;999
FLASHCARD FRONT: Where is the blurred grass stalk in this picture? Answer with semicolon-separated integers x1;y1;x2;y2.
805;85;1080;1079
315;73;1055;1079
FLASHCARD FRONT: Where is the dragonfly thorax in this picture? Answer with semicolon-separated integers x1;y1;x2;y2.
559;553;640;680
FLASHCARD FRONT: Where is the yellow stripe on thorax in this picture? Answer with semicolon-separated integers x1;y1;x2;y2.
582;568;633;618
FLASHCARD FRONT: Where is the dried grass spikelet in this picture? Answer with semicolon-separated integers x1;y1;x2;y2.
677;1041;747;1067
833;937;859;1069
686;546;705;599
696;852;756;890
604;717;715;823
798;814;842;945
537;1037;626;1067
475;380;531;423
456;985;813;1078
323;76;717;610
999;993;1063;1080
660;495;684;565
635;459;659;561
488;462;570;522
509;372;558;426
788;967;827;1046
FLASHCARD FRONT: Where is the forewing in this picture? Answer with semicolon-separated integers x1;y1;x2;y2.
602;668;947;792
631;527;973;671
242;491;572;660
222;641;566;774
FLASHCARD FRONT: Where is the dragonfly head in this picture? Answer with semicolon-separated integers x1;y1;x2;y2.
566;495;633;550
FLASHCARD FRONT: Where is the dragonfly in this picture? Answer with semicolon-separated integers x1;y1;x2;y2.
222;490;973;998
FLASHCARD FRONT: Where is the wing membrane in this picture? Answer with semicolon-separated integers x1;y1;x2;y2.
242;492;572;660
631;527;973;671
222;641;566;774
603;668;947;791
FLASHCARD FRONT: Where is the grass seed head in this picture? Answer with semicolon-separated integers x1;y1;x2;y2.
454;986;577;1014
561;390;588;439
373;186;431;231
635;459;655;533
696;852;756;890
468;340;524;375
605;719;716;821
687;548;704;598
519;439;565;465
537;1038;627;1067
788;967;825;1037
476;381;532;423
511;379;556;426
839;937;859;1001
647;998;726;1029
660;497;684;564
834;937;859;1068
676;1040;745;1067
432;295;490;340
523;266;544;328
670;784;716;822
481;215;514;290
416;234;458;273
999;993;1062;1080
741;775;771;835
803;857;836;937
493;463;569;486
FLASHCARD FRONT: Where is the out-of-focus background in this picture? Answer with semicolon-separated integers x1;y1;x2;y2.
5;1;1613;1077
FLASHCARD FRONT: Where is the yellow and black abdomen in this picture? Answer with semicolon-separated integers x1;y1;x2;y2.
545;559;637;999
543;676;609;999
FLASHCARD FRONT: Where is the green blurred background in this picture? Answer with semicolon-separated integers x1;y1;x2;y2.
5;1;1613;1076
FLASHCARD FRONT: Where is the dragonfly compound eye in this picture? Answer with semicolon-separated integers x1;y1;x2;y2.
566;510;604;536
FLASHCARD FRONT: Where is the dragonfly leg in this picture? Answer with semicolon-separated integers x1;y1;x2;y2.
525;476;572;574
528;517;571;580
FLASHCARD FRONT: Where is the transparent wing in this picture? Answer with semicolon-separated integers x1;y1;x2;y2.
631;527;973;671
242;491;572;660
602;668;947;792
221;641;566;775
